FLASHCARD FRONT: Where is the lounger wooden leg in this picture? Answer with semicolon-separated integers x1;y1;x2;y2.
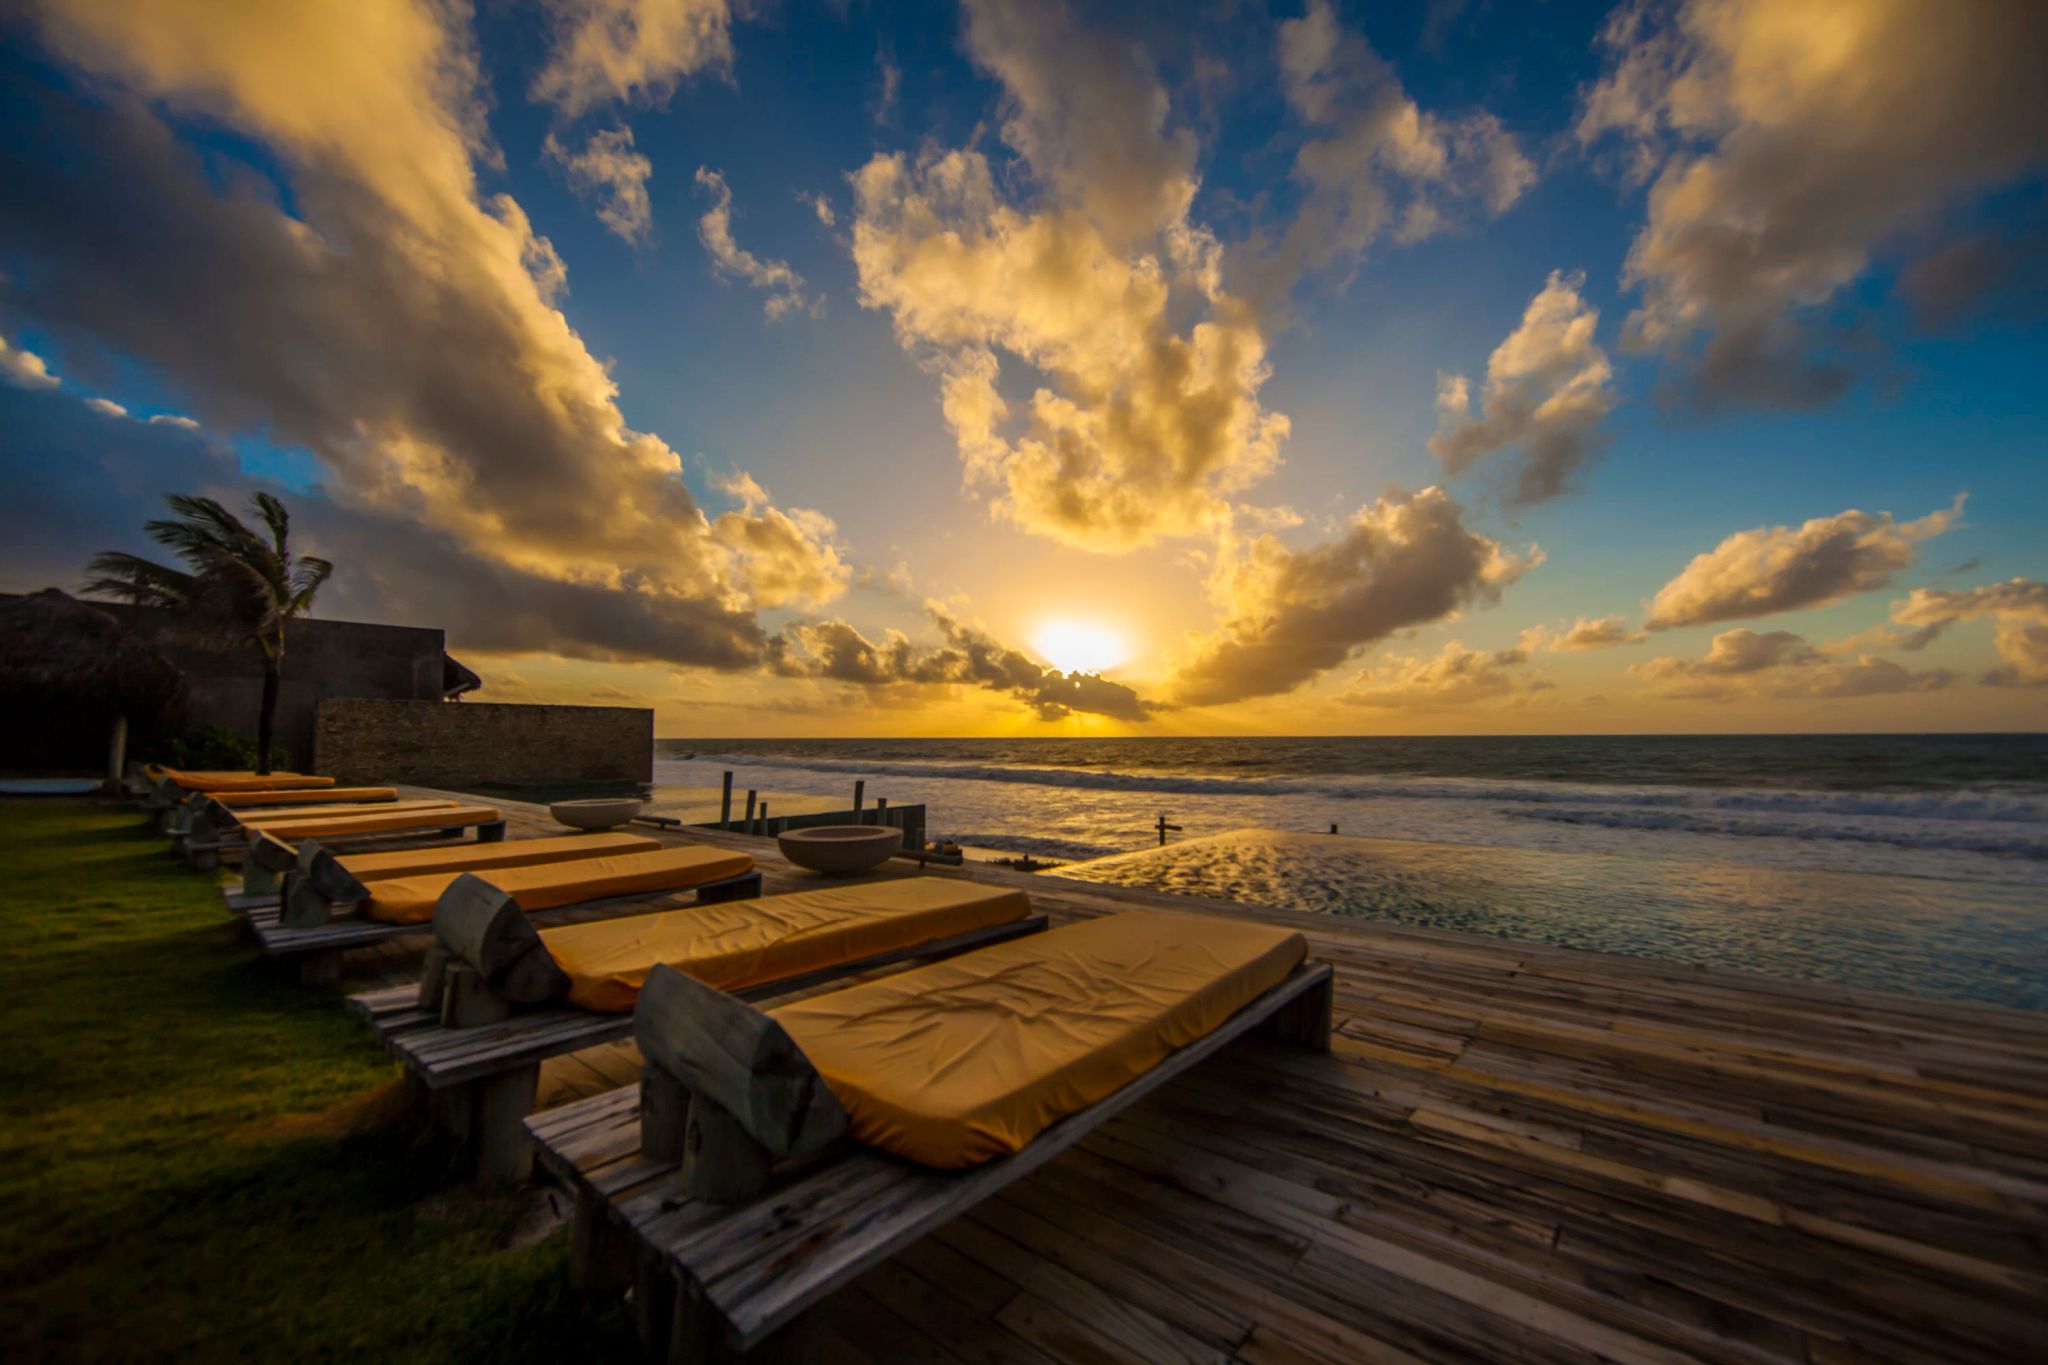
671;1283;826;1365
242;861;282;897
297;949;343;986
1261;966;1334;1051
471;1063;539;1186
635;1250;677;1360
478;820;507;843
569;1192;632;1295
640;1065;692;1163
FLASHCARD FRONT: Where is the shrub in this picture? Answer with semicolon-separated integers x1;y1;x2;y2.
153;725;290;773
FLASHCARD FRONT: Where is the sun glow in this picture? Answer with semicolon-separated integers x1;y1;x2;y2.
1033;619;1129;675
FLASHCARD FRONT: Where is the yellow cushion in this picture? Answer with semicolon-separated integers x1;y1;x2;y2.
162;769;336;792
362;844;755;925
543;877;1032;1012
324;833;662;884
773;911;1306;1169
213;786;398;807
234;799;456;824
255;804;500;845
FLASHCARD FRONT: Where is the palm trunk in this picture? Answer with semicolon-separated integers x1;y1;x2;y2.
256;658;280;775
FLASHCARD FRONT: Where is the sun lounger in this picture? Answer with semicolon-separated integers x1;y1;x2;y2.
139;766;335;809
229;830;663;907
184;803;501;871
526;910;1333;1357
348;876;1048;1182
174;794;462;847
159;786;402;835
245;845;759;986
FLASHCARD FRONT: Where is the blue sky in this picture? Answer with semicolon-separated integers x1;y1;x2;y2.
1;0;2044;734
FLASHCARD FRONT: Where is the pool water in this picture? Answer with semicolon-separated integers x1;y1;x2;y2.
1057;828;2048;1011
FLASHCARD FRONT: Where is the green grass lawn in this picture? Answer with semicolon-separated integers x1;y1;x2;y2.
0;799;633;1361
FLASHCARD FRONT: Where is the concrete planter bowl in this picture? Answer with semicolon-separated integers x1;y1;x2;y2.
778;824;903;875
550;797;646;831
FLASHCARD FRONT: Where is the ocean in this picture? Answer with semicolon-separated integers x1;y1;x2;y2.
651;735;2048;1009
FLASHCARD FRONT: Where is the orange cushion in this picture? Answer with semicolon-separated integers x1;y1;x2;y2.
323;832;662;884
254;804;500;844
773;912;1306;1169
213;786;398;807
233;799;456;824
542;877;1031;1012
361;845;755;925
162;769;336;792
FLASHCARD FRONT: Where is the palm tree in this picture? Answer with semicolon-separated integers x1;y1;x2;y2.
86;493;333;774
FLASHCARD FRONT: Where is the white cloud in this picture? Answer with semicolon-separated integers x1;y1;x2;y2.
146;412;201;430
695;167;818;320
1257;0;1534;304
1646;497;1964;629
1430;270;1616;503
1551;614;1645;650
546;126;653;243
84;396;127;418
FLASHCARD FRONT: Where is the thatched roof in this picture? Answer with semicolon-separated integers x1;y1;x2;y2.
0;589;186;719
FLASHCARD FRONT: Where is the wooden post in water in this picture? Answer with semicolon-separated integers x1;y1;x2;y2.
853;779;865;823
756;802;769;838
720;772;733;829
743;789;757;831
1156;812;1183;846
1329;822;1339;835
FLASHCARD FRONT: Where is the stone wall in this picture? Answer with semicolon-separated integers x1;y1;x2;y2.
76;601;452;766
313;699;652;787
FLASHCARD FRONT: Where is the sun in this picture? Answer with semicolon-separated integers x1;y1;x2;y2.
1033;619;1128;675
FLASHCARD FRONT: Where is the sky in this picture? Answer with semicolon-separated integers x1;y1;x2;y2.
1;0;2045;738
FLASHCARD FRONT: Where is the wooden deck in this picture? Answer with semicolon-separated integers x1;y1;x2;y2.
338;787;2048;1363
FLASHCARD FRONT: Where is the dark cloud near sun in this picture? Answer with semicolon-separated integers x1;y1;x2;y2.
770;602;1154;722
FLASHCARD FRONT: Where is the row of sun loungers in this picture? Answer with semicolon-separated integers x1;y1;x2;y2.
122;763;1334;1359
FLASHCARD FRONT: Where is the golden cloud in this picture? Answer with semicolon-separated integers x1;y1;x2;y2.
1169;486;1536;705
1646;498;1963;629
1891;579;2048;686
1431;270;1616;504
1580;0;2048;406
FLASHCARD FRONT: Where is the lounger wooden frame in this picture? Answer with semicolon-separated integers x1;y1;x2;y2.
345;912;1048;1185
527;956;1335;1362
181;812;505;871
242;869;765;985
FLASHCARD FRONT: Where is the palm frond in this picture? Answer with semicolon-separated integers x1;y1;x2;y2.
81;552;195;609
250;492;291;555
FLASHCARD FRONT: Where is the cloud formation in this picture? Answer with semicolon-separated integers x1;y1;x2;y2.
83;396;127;418
1891;579;2048;686
1266;0;1534;300
695;168;818;319
1646;498;1963;629
1430;270;1616;503
547;126;654;242
771;602;1153;721
1342;638;1552;709
4;0;840;672
1551;614;1645;651
1169;486;1534;705
531;0;733;117
1579;0;2048;407
851;0;1285;552
709;473;849;610
0;333;59;389
1633;628;1953;701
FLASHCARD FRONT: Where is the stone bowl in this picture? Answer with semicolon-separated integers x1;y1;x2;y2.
550;797;646;832
777;824;903;875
